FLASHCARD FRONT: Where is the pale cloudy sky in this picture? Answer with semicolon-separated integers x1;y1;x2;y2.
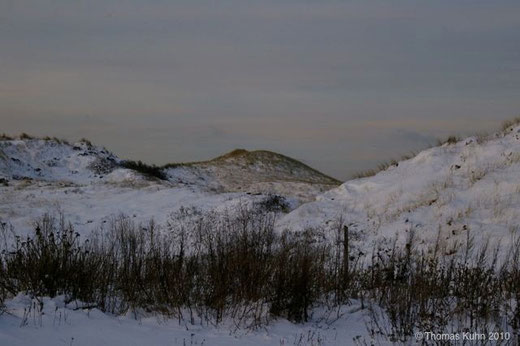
1;0;519;179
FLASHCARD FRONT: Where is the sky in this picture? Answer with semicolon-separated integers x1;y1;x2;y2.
1;0;519;180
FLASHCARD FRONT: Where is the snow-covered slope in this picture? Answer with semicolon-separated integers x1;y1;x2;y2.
279;125;520;258
0;138;122;183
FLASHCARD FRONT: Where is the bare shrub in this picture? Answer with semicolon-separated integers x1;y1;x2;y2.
1;211;520;341
0;211;342;325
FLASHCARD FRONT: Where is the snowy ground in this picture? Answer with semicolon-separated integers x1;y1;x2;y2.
0;295;376;346
0;179;270;239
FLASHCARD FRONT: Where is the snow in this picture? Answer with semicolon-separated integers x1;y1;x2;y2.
278;126;520;260
0;139;118;183
0;295;375;346
0;179;273;240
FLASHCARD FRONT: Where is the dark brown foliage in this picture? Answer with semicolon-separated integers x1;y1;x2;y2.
120;160;167;180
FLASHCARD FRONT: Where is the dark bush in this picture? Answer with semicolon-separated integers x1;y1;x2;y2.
19;133;33;140
120;160;167;180
438;136;460;146
257;194;290;213
0;134;13;141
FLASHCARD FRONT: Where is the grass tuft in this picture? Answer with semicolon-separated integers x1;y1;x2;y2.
501;116;520;132
19;133;34;140
351;152;417;179
79;138;93;147
0;134;13;141
437;135;460;146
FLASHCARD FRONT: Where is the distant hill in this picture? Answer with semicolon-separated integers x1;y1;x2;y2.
163;149;340;200
0;136;340;201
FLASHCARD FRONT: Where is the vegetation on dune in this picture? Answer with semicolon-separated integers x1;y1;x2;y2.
502;116;520;131
79;138;94;148
119;160;167;180
0;134;14;141
211;149;340;182
351;115;520;180
211;148;249;160
19;133;33;140
163;148;341;186
437;135;461;146
0;133;70;144
351;152;418;179
351;134;464;180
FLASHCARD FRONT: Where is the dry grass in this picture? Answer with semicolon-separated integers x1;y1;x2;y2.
0;133;72;145
79;138;93;147
2;212;520;341
351;116;520;180
501;116;520;132
437;135;460;146
0;134;14;141
351;152;417;179
165;149;341;184
19;133;34;140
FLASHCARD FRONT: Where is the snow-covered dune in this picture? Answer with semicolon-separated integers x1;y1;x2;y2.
0;138;121;183
279;125;520;257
